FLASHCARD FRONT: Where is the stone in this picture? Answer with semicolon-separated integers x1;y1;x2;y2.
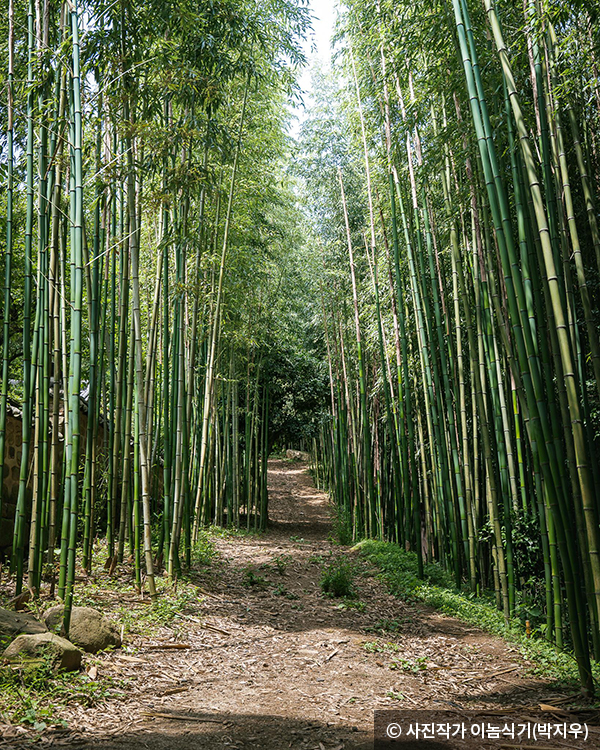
286;449;311;461
44;605;121;653
3;632;82;671
0;607;48;641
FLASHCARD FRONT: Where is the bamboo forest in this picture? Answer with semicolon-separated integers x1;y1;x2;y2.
3;0;600;745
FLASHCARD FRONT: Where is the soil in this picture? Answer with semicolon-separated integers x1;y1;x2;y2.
1;460;592;749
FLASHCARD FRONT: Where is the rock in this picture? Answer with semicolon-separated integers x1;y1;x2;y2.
44;605;121;653
0;607;48;641
286;449;311;461
3;632;82;671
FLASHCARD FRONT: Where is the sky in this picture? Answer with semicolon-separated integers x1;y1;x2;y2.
289;0;338;135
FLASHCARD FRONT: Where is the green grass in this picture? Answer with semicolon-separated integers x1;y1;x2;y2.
242;566;270;589
0;655;129;728
330;505;353;546
355;539;452;592
70;572;204;636
386;690;405;701
192;529;219;566
320;558;357;598
390;656;428;673
362;640;400;653
272;553;293;575
336;597;365;611
357;540;600;689
273;584;300;600
0;537;217;729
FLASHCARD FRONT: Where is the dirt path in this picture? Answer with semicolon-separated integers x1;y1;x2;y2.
16;460;571;749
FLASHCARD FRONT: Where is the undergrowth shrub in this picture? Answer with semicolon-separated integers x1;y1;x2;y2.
147;589;198;625
192;528;219;567
358;540;600;688
242;566;269;588
357;539;452;596
331;504;353;546
320;558;356;598
0;652;128;727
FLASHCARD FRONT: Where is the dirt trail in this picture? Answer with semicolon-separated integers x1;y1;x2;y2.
17;461;570;749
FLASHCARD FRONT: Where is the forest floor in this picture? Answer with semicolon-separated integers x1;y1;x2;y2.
1;460;589;750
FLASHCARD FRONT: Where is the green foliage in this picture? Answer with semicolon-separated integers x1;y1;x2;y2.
139;590;198;626
336;597;365;611
113;584;200;634
192;529;219;567
265;334;329;450
390;656;428;674
386;690;405;701
0;657;128;727
320;558;357;598
361;541;600;687
362;640;399;654
331;504;353;546
273;583;299;600
510;514;545;582
242;566;269;589
513;577;548;630
209;525;262;539
272;553;293;575
356;540;452;596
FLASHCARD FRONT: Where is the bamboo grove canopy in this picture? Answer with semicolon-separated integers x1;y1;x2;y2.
4;0;600;696
0;0;320;632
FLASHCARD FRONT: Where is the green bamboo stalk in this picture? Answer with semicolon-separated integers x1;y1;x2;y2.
192;81;250;542
0;0;15;527
63;0;85;634
12;0;36;594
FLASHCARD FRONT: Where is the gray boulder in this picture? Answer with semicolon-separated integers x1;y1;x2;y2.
44;605;121;653
3;632;82;671
0;607;48;641
286;449;311;461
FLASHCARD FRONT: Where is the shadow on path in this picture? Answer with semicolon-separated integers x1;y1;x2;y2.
3;459;573;750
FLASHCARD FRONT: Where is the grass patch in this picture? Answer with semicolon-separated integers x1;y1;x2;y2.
272;554;293;575
273;584;300;600
390;656;428;673
135;587;199;628
386;690;405;701
320;558;357;598
0;655;129;728
0;536;217;728
358;540;600;689
330;505;353;546
72;574;203;636
336;598;366;611
362;640;400;654
242;566;270;589
355;539;452;592
192;529;219;566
